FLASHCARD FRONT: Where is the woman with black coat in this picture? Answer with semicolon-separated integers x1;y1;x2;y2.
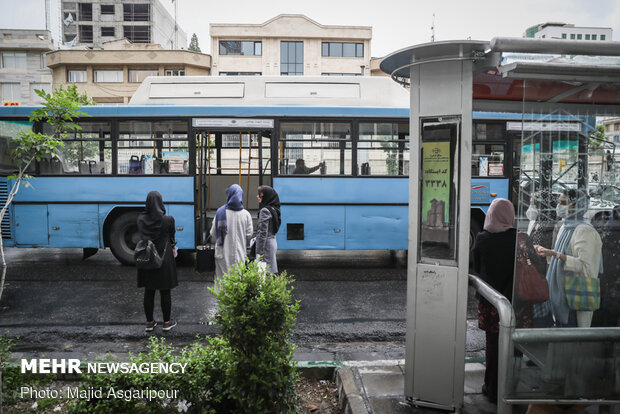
137;191;178;332
473;198;516;404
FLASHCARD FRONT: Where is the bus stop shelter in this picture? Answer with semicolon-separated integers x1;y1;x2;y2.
381;37;620;412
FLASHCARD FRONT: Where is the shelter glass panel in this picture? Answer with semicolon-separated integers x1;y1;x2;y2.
418;117;460;264
508;83;620;403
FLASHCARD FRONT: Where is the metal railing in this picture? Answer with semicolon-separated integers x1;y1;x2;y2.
469;274;620;413
469;274;515;414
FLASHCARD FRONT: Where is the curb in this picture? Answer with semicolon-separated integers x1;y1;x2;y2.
335;367;367;414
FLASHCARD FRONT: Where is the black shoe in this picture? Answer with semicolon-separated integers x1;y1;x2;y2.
162;319;177;331
481;384;497;404
145;321;157;332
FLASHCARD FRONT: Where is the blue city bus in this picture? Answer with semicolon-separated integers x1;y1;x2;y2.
0;76;572;264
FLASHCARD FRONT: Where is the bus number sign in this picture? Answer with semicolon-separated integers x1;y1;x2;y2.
192;118;274;129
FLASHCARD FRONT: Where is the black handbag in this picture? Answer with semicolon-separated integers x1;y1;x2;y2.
196;244;215;273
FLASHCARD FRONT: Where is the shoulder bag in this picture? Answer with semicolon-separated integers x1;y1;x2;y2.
515;232;550;303
565;262;601;311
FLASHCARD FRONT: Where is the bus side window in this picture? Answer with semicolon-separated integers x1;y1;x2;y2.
40;121;113;175
118;120;188;175
0;120;35;175
279;121;352;176
358;122;409;176
472;144;505;177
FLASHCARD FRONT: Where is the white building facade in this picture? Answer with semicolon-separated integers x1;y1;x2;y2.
210;15;371;76
61;0;187;49
0;29;53;106
525;22;612;41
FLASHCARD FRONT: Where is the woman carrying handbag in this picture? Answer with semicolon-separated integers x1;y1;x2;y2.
137;191;178;332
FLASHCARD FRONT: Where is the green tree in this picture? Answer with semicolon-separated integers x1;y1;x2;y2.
0;85;93;302
589;124;606;150
188;33;201;52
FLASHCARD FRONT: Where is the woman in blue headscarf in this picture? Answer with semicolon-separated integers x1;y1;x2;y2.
535;189;602;328
209;184;253;292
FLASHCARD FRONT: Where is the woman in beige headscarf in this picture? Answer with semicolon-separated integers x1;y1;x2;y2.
473;198;516;403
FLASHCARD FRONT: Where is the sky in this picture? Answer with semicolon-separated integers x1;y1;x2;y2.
2;0;620;57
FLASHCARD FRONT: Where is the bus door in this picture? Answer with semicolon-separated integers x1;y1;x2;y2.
193;124;273;244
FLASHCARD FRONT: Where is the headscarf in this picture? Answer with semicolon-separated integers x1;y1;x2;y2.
483;198;515;233
259;186;281;234
214;184;244;246
137;191;166;240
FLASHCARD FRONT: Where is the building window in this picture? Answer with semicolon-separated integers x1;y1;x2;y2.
577;34;582;40
592;34;597;40
281;41;303;76
101;27;115;37
2;52;27;70
30;83;51;104
570;34;575;39
322;73;361;76
78;3;92;21
123;4;150;22
601;34;606;41
164;69;184;76
79;25;93;43
94;70;123;83
561;33;567;39
218;41;261;56
67;70;87;83
1;83;21;103
100;4;114;14
585;34;591;40
123;25;150;43
321;42;364;57
40;53;47;69
129;69;158;82
219;72;261;76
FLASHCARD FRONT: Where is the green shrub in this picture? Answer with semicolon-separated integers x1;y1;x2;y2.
0;332;55;406
212;259;301;413
66;260;301;413
69;337;227;413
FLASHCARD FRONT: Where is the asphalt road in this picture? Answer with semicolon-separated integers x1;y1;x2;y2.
0;247;485;360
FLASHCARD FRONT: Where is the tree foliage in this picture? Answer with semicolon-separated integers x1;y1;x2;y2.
0;85;93;302
589;124;606;150
188;33;201;52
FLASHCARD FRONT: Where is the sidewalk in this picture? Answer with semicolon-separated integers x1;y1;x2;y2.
334;360;502;414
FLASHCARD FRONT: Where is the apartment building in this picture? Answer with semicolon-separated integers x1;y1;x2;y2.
210;14;371;76
61;0;187;49
525;22;612;41
46;39;210;104
0;29;53;105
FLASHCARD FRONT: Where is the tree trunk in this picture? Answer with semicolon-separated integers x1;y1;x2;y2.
0;158;32;303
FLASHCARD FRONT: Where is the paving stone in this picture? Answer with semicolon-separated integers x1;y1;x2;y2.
360;372;404;397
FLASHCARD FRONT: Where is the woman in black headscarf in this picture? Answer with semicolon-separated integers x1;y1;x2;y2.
136;191;178;332
256;185;281;273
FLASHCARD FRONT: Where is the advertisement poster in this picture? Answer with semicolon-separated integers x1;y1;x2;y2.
421;141;451;243
479;156;488;176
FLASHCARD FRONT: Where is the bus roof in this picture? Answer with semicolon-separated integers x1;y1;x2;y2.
0;105;410;118
129;76;411;107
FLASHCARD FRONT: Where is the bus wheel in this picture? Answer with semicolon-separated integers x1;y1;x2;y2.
109;211;140;266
